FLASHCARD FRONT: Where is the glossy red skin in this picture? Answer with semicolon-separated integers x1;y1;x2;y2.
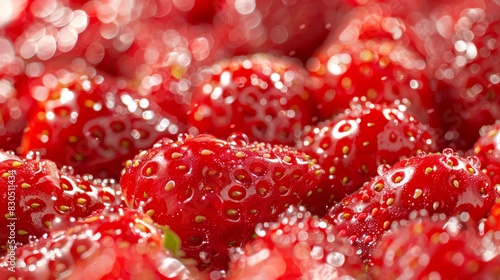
298;102;438;216
0;207;196;279
226;206;365;280
308;39;441;135
370;215;495;279
20;68;184;179
326;149;498;263
0;151;122;255
473;122;500;187
188;54;317;146
119;133;323;272
213;0;345;62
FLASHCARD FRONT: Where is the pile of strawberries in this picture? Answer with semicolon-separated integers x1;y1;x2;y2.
1;0;500;279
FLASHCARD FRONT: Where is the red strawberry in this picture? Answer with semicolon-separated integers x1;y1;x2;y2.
0;206;198;279
226;206;365;280
119;133;324;272
20;67;185;179
308;38;441;136
188;54;317;146
297;101;437;216
0;80;26;152
0;150;123;255
326;148;498;263
370;213;496;279
404;0;500;150
473;122;500;187
213;0;345;62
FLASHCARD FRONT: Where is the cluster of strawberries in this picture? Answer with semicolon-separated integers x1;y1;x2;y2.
1;0;500;279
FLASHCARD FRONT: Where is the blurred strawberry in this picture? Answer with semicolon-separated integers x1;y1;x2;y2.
20;67;185;179
188;54;317;145
226;206;365;279
308;38;441;137
0;206;198;279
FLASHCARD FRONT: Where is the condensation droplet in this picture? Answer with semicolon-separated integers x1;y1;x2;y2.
61;165;75;176
377;164;391;176
442;148;454;157
326;251;345;267
227;132;250;147
25;150;42;162
466;155;481;169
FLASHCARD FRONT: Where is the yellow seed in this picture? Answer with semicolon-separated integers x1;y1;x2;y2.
146;167;153;176
4;213;13;219
361;164;367;172
194;215;206;223
394;176;402;183
226;209;238;217
373;183;384;191
18;230;28;235
342;146;349;155
171;152;182;159
413;189;423;199
363;141;370;146
2;173;10;178
165;181;175;191
12;161;23;168
283;156;292;163
59;205;70;212
367;122;375;127
201;149;213;156
386;198;394;206
135;223;147;232
433;201;439;210
236;152;245;158
468;167;475;174
342;212;351;219
425;167;433;174
77;184;87;191
21;183;31;189
329;166;336;175
77;198;87;205
31;203;40;209
342;177;349;184
125;160;132;168
263;153;271;158
383;221;391;229
44;221;51;228
146;209;155;217
133;160;140;167
68;136;79;143
208;170;217;176
178;165;187;171
61;183;69;190
453;180;459;188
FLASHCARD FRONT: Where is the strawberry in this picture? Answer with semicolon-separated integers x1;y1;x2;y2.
297;101;438;216
0;80;27;152
0;206;198;279
20;67;185;179
226;206;365;280
213;0;345;62
326;148;498;263
0;150;123;255
370;212;497;279
482;202;500;234
119;132;324;272
473;122;500;187
307;38;442;136
188;54;317;146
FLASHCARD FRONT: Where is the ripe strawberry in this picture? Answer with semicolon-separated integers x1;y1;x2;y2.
482;202;500;234
326;148;498;263
119;133;323;272
213;0;345;62
0;206;198;279
370;213;496;279
188;54;317;146
0;80;27;151
473;122;500;186
297;101;438;216
226;206;365;280
0;150;123;255
20;67;185;179
308;38;441;135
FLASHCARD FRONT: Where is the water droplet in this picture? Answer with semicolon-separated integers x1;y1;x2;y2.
26;150;42;162
377;164;391;176
442;148;454;157
227;132;250;147
326;251;345;267
28;235;39;244
417;151;427;158
60;165;74;176
466;155;481;169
